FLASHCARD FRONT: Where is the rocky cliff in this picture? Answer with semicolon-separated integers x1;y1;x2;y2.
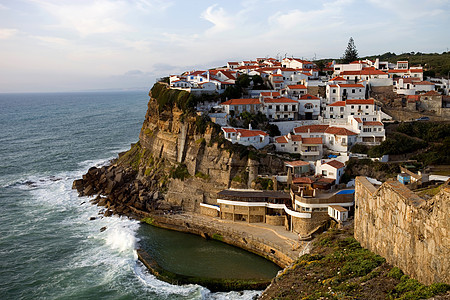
73;83;285;215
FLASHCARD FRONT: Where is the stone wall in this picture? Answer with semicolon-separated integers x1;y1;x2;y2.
200;205;219;217
266;215;285;226
292;212;329;236
355;177;449;285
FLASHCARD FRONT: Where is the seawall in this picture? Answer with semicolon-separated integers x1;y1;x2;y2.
134;208;302;269
354;176;449;285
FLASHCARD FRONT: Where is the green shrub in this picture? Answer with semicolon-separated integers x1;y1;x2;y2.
169;163;190;180
195;171;210;180
387;267;404;280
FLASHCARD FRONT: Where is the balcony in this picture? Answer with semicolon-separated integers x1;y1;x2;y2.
300;150;320;156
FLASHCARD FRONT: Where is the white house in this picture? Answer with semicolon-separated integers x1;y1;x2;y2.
326;83;366;103
274;133;323;159
262;97;299;120
298;94;321;120
220;98;262;116
315;159;346;184
348;117;385;145
293;124;329;141
285;84;308;97
394;78;435;95
269;74;285;90
222;127;269;149
281;58;316;70
324;98;379;120
328;205;349;222
324;126;358;153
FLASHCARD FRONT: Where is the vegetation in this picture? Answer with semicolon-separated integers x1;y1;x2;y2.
363;51;450;78
341;37;358;64
169;163;190;180
262;227;450;300
195;171;210;181
368;133;428;157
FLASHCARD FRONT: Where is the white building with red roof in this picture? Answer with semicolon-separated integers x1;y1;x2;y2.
281;58;316;70
274;133;323;159
220;98;262;116
394;78;435;95
326;83;366;103
298;94;321;120
324;98;379;120
222;127;269;149
348;117;385;145
315;159;346;184
285;84;307;97
324;126;358;152
262;97;299;120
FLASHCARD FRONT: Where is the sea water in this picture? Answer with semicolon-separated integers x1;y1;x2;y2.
0;91;276;299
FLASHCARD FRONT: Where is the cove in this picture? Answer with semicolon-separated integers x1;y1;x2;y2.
137;223;281;291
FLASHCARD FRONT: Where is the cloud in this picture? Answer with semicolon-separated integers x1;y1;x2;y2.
34;35;70;46
201;4;236;34
0;28;18;39
30;0;132;36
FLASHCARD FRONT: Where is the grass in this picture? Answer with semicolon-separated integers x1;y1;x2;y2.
264;228;450;300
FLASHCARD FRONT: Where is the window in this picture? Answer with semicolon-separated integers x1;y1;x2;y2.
322;170;327;176
330;107;334;112
351;105;354;109
294;147;297;151
333;89;336;93
366;105;369;109
284;105;288;111
276;105;280;111
281;145;285;147
352;89;355;93
268;105;272;109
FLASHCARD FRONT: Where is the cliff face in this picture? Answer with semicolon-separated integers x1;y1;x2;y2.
73;83;284;215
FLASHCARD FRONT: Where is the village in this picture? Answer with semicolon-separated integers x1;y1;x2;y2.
166;55;450;239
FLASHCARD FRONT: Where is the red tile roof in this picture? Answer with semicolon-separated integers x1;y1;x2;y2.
421;90;441;96
325;127;358;136
222;127;237;133
341;69;387;76
285;160;309;167
260;91;281;97
338;84;365;88
237;129;268;137
330;101;346;107
275;136;288;143
363;121;383;126
301;137;323;144
324;160;345;169
354;117;363;123
293;177;314;184
263;97;298;103
346;99;374;105
287;84;307;89
299;94;320;100
294;125;329;134
329;76;346;81
221;98;261;105
414;81;434;85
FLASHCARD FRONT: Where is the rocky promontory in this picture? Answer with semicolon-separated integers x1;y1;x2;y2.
73;82;285;218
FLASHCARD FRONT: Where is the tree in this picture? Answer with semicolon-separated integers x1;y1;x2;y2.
342;37;358;64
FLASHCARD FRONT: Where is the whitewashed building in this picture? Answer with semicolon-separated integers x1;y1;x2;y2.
315;159;346;184
222;127;269;149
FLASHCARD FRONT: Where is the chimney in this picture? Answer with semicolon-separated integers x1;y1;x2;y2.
249;123;252;130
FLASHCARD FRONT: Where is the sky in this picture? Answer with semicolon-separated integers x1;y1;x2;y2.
0;0;449;93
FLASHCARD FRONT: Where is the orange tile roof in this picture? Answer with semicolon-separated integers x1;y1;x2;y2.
354;117;363;123
341;69;387;76
293;125;329;133
293;177;314;184
324;160;345;169
346;99;374;105
260;91;281;97
299;94;320;100
330;76;346;81
285;160;309;167
287;84;307;89
328;84;338;87
237;129;268;137
291;135;303;141
421;90;441;96
221;98;261;105
275;136;288;143
302;137;323;144
330;101;346;107
410;69;423;73
338;84;365;88
264;97;298;104
222;127;237;133
414;81;434;85
363;121;383;126
325;127;358;136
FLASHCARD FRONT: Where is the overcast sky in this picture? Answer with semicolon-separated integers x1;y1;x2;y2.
0;0;449;93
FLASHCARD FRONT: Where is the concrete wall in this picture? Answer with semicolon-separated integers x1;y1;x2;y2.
354;177;449;285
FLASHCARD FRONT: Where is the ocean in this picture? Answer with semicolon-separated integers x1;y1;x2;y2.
0;91;275;300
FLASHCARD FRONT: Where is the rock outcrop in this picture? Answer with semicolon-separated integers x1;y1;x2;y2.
73;83;285;216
